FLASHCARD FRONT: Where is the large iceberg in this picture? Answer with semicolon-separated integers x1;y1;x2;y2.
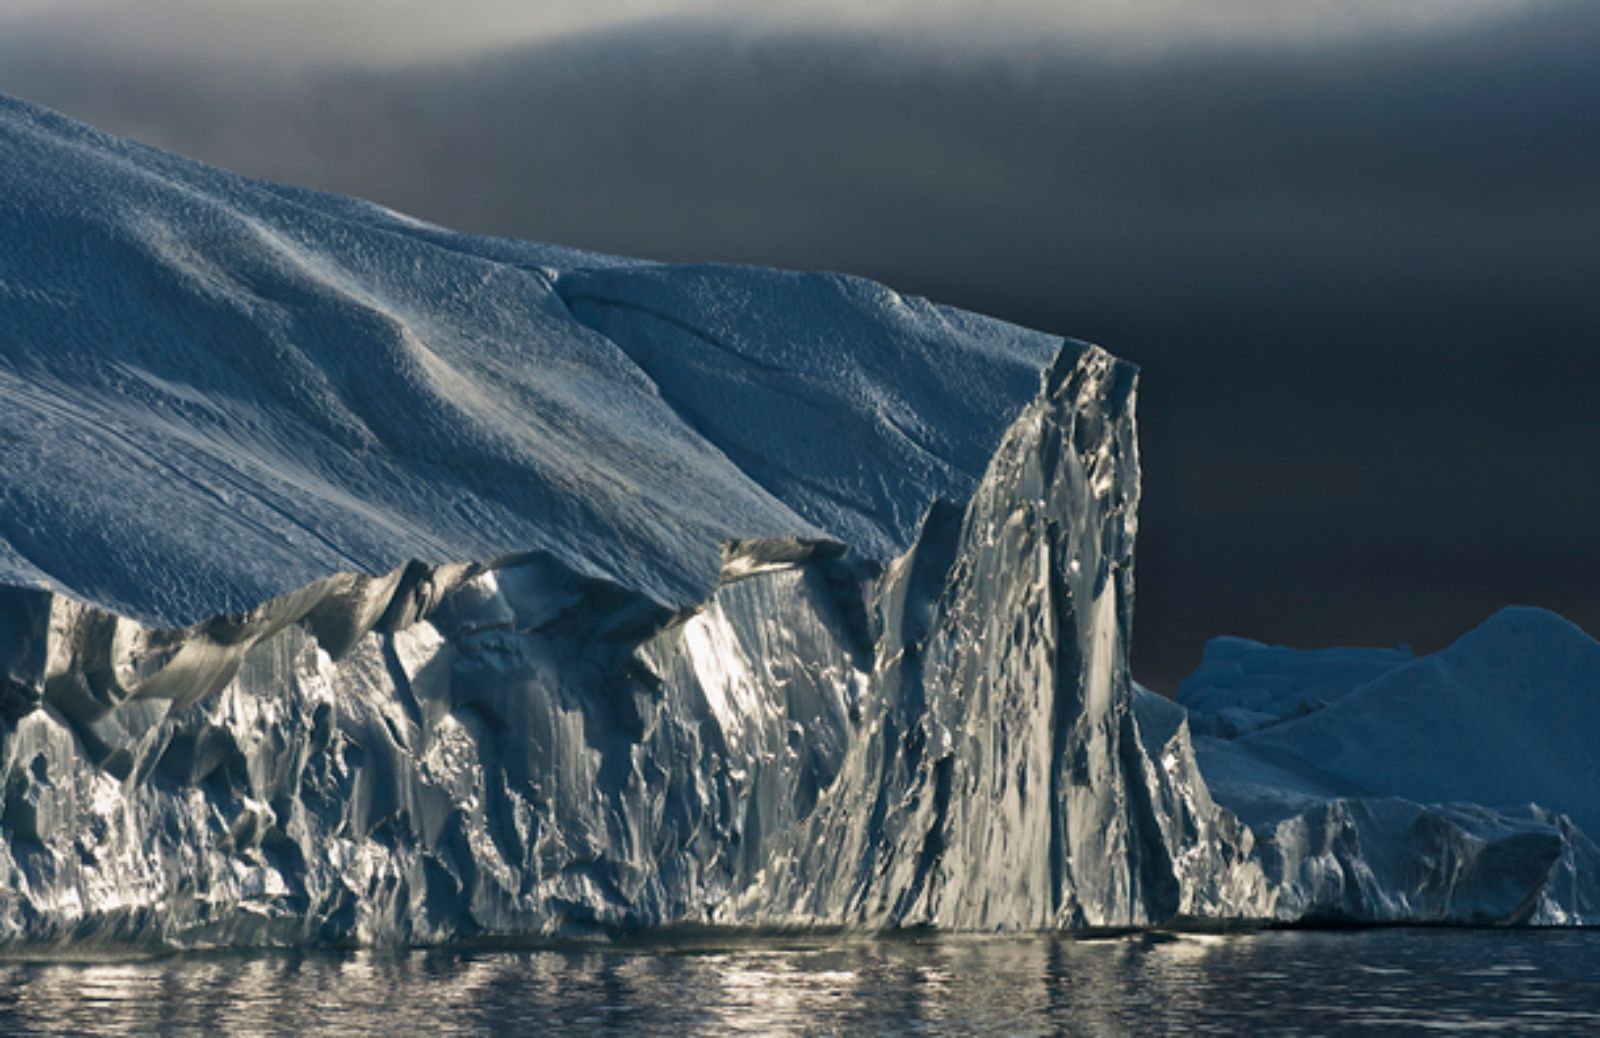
0;93;1592;948
0;94;1266;946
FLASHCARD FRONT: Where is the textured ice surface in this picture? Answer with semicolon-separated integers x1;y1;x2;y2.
1185;608;1600;925
0;93;1055;628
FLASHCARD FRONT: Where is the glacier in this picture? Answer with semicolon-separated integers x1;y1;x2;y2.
0;91;1594;948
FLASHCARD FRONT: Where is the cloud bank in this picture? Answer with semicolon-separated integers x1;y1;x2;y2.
0;0;1528;63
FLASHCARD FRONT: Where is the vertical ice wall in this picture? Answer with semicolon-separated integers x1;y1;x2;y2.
732;345;1266;929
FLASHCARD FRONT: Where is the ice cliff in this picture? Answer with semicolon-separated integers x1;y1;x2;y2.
0;93;1592;948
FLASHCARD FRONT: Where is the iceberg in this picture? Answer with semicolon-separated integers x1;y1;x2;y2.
0;94;1266;946
0;92;1592;948
1182;608;1600;925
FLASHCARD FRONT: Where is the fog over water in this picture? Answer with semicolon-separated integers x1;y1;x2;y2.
3;1;1596;687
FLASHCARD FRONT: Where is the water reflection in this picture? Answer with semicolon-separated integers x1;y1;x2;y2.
0;930;1597;1035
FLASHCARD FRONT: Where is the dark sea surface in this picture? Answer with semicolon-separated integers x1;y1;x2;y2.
1;929;1597;1036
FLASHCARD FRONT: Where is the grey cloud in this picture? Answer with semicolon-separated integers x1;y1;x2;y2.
0;0;1530;61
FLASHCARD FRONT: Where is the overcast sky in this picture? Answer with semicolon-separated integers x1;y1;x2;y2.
0;0;1531;61
2;0;1596;688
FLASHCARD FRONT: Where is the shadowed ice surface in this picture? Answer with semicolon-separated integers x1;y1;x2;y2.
1;932;1599;1035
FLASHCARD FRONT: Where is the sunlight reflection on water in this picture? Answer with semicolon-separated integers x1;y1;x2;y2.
1;930;1598;1035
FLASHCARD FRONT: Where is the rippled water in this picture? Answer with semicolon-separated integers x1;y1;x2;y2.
1;930;1597;1035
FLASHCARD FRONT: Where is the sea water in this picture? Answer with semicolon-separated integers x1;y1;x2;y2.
1;929;1596;1035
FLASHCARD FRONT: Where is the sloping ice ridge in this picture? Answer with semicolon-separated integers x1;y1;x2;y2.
0;93;1594;946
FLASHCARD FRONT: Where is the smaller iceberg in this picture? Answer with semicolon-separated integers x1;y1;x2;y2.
1181;607;1600;925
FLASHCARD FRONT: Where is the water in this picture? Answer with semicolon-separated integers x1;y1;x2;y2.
1;930;1597;1035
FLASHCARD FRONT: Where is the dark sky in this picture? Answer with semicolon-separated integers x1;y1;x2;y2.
3;2;1597;689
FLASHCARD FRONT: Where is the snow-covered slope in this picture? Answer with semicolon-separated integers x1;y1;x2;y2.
0;93;1055;628
1184;608;1600;925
